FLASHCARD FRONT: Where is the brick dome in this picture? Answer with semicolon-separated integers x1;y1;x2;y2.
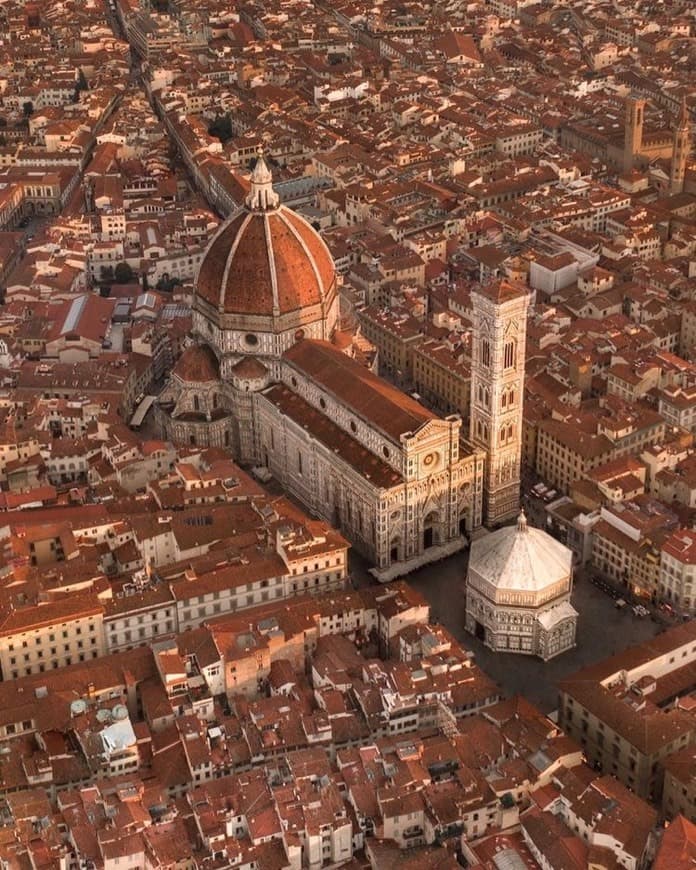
195;156;336;318
172;344;219;382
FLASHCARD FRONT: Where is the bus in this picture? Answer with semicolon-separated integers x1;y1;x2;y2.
130;395;155;430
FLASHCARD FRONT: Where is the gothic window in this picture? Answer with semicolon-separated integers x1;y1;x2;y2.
481;339;490;368
499;427;506;445
509;388;515;406
484;388;490;408
504;341;516;369
212;394;218;409
193;395;200;412
483;424;489;441
477;385;483;404
476;420;482;438
501;392;507;408
508;424;514;441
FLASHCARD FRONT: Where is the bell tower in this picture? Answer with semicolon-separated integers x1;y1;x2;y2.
623;95;645;173
670;95;691;195
469;279;530;527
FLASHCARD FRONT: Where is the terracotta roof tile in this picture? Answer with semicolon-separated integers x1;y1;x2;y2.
654;816;696;869
195;205;335;317
283;339;436;443
172;344;219;383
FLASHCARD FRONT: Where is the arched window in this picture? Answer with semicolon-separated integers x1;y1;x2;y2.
483;424;489;441
509;388;515;406
507;423;514;441
504;341;516;369
481;338;490;368
477;385;483;403
501;392;507;408
193;395;200;412
212;394;218;409
476;420;482;438
484;388;490;408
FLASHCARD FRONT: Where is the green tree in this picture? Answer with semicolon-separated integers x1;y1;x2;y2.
208;114;232;143
155;274;182;292
73;69;88;103
22;101;33;118
100;265;114;283
114;261;135;283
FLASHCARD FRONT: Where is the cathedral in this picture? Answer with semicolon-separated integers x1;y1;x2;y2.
156;155;529;579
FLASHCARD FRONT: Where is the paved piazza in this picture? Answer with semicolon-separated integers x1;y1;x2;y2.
350;547;664;714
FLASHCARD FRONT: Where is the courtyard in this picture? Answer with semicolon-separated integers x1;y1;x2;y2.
350;547;663;714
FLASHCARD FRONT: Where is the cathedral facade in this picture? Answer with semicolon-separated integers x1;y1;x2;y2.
255;340;485;576
157;156;524;579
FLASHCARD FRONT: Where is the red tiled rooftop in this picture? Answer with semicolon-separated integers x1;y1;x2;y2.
196;206;336;318
173;344;219;383
284;339;436;443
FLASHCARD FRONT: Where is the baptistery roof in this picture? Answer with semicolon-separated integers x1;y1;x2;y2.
195;154;336;318
468;512;572;595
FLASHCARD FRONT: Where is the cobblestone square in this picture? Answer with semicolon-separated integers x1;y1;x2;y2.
351;548;664;713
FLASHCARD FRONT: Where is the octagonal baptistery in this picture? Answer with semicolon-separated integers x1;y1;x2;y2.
465;512;578;661
192;154;339;381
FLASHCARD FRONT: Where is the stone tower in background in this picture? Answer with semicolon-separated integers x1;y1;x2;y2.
670;95;691;195
624;95;645;173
